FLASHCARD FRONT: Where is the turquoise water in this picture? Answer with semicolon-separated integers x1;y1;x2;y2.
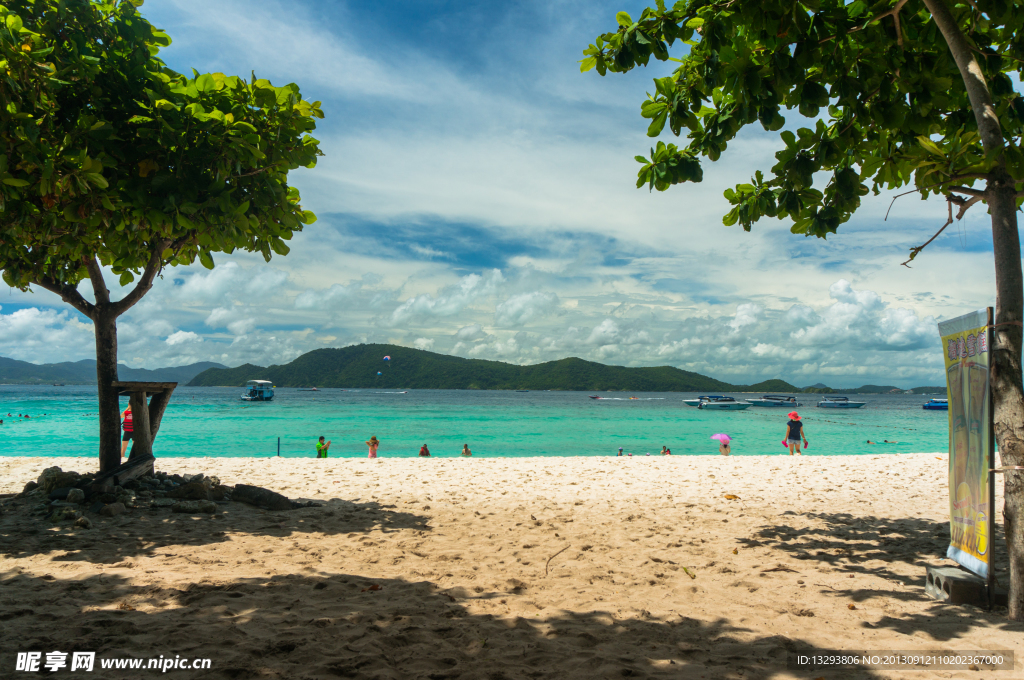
0;386;948;458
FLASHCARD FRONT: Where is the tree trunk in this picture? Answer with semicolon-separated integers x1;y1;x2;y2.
94;305;122;473
988;177;1024;619
922;0;1024;619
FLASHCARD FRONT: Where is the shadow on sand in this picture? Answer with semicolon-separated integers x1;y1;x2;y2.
1;568;911;680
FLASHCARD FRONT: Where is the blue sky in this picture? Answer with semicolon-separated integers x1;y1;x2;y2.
0;0;1007;386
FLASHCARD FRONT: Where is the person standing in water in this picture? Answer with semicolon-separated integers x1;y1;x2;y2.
419;444;431;457
120;405;133;458
366;436;380;458
316;436;331;458
785;412;807;455
461;444;472;456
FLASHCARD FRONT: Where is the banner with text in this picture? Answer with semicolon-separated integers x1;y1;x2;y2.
938;309;991;578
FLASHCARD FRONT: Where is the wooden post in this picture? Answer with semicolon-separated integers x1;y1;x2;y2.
129;390;152;459
147;387;175;439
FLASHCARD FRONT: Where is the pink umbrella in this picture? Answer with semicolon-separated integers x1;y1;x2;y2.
710;434;731;444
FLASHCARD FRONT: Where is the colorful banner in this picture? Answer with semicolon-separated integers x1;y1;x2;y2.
938;309;992;578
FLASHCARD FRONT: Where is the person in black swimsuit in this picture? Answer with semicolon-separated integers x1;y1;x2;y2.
785;411;808;455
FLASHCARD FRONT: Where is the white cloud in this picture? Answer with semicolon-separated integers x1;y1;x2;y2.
412;337;435;351
390;270;504;325
494;291;559;326
455;324;488;342
166;331;202;346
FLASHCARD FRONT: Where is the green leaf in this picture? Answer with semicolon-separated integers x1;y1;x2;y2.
616;11;633;27
685;17;704;29
85;173;108;188
580;57;597;72
198;250;215;270
647;110;668;137
2;178;30;186
119;271;135;286
916;136;944;156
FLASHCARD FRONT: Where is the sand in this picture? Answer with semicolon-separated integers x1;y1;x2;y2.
1;453;1019;679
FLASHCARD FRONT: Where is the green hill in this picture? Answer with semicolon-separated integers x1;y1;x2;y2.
187;344;803;392
0;357;226;385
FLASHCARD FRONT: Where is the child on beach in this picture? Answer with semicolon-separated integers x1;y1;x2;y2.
366;436;380;458
316;436;331;458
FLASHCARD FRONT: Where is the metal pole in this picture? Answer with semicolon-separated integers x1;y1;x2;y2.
277;437;281;457
987;307;996;609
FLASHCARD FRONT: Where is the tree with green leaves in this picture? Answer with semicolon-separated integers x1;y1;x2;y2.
583;0;1024;618
0;0;323;472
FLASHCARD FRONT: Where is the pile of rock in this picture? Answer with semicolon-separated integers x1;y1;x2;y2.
15;467;237;526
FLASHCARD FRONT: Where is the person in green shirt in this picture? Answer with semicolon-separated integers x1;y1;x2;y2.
316;436;331;458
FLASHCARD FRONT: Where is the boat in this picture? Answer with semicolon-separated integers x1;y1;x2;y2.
516;390;529;393
241;380;275;401
817;396;866;408
53;383;65;386
683;395;752;410
922;398;948;411
747;394;802;407
298;387;319;392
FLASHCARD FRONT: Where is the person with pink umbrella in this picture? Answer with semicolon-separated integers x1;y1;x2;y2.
711;433;731;456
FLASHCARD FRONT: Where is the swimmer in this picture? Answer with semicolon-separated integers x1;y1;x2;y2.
461;444;472;457
617;447;623;457
866;440;876;445
883;440;899;444
419;444;430;457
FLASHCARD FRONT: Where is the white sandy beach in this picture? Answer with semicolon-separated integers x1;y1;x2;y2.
0;453;1018;679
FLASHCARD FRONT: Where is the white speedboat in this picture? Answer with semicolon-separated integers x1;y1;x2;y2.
747;394;802;407
817;396;865;408
683;395;752;410
241;380;275;401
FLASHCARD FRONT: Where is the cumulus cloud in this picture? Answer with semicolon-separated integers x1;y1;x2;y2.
494;291;559;327
455;324;488;342
413;337;435;350
389;269;504;325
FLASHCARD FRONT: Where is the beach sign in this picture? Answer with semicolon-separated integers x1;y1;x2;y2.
938;308;994;579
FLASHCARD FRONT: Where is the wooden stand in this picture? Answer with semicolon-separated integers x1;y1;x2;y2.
91;382;176;491
115;381;177;460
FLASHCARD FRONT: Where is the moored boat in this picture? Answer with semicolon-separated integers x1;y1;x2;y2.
922;398;948;411
684;395;752;410
817;396;865;408
241;380;275;401
747;395;802;407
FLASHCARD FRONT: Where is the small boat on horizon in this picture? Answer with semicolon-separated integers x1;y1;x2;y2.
241;380;275;402
683;395;752;410
922;398;948;411
817;396;865;408
747;394;801;407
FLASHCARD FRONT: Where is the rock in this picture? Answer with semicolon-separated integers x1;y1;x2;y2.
167;481;211;501
152;498;177;508
37;468;81;493
172;500;217;514
100;502;126;517
97;493;117;504
210;485;229;501
49;507;80;522
49;487;73;500
66;488;86;504
49;501;78;508
22;481;39;495
74;516;92;529
88;501;105;514
232;484;292;511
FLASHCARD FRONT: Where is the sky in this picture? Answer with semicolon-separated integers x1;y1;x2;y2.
0;0;1009;387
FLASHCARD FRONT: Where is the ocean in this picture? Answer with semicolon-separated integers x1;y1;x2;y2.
1;386;948;459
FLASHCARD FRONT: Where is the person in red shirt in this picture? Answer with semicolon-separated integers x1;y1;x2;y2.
419;444;430;457
120;405;133;458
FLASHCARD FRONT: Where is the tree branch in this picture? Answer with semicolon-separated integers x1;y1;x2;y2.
819;0;909;44
84;257;110;305
109;240;170;317
902;195;983;267
33;276;96;319
947;185;988;198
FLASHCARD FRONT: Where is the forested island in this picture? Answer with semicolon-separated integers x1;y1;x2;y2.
186;344;943;393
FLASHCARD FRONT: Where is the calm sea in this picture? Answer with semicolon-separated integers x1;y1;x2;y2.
0;386;948;458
